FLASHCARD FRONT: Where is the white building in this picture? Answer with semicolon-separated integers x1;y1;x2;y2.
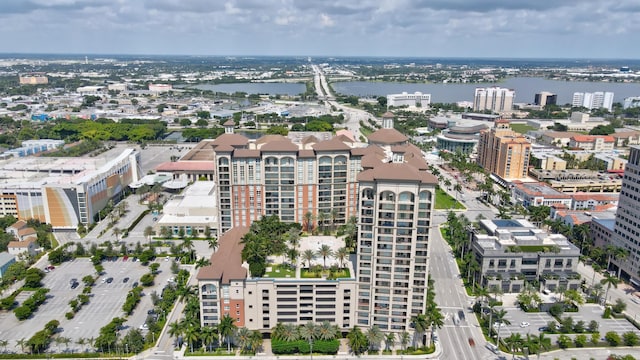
473;87;515;113
154;181;219;238
623;96;640;109
149;84;173;93
572;92;614;111
387;92;431;108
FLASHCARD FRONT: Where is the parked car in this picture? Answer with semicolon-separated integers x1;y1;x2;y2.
123;277;130;283
520;321;530;328
106;277;114;284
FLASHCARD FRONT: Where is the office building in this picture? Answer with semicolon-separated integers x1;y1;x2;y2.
610;146;640;285
476;120;532;179
19;73;48;85
387;92;431;108
534;92;557;107
470;219;581;293
473;87;515;113
572;92;614;111
623;96;640;109
436;124;487;155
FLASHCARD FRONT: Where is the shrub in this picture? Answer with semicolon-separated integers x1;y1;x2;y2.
66;312;75;319
605;331;621;346
588;320;599;333
591;332;600;345
574;334;587;347
603;307;612;319
140;273;155;287
557;334;572;349
622;331;639;346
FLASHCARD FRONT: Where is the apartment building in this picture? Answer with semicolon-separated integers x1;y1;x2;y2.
471;219;581;293
199;113;436;333
610;146;640;285
473;87;515;113
534;92;557;107
476;120;532;179
572;92;614;111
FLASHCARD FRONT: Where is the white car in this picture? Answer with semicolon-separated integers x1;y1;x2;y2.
139;323;148;330
493;322;506;328
520;321;530;328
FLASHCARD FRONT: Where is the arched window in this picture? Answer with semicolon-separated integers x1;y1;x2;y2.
361;188;374;200
265;157;278;165
334;155;347;165
419;191;432;202
218;157;229;165
281;157;294;166
319;156;332;165
398;192;414;202
379;191;395;202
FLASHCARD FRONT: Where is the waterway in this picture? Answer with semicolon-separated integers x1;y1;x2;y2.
331;77;640;104
191;83;306;96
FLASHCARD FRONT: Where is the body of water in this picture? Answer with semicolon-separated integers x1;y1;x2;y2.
331;77;640;105
191;82;306;96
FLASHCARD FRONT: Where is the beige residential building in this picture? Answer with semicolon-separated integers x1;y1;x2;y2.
539;131;582;147
477;120;532;179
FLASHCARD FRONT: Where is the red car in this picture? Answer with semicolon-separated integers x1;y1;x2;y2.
468;338;475;347
46;265;55;270
123;256;128;261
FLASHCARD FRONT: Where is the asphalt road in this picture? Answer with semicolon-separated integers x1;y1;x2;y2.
429;211;496;360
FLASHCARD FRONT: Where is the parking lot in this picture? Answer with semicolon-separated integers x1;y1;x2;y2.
492;304;640;341
0;256;179;352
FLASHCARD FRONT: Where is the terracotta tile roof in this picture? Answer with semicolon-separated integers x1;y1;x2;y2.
335;130;356;142
17;227;37;237
156;161;216;172
350;145;385;157
571;135;615;142
358;162;437;184
8;237;36;248
594;203;617;211
233;149;261;158
298;150;316;158
8;220;27;230
259;140;299;152
381;111;395;118
571;193;619;201
256;134;288;145
367;128;408;145
361;153;384;169
223;119;235;126
197;226;249;283
211;133;249;147
312;138;351;152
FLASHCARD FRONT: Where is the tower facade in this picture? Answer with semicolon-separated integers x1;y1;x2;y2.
477;120;532;179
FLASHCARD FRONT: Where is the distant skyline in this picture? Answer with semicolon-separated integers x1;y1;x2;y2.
0;0;639;59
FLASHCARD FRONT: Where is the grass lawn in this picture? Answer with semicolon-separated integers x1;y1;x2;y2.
435;187;465;210
301;268;350;279
510;123;536;134
264;264;295;278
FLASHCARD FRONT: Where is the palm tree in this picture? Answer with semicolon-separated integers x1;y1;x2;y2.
303;211;314;233
286;248;299;267
182;238;195;262
426;304;444;346
330;208;338;232
505;333;523;360
302;249;315;268
317;244;333;269
535;333;551;360
335;247;349;269
168;321;184;348
347;326;367;355
207;237;219;252
218;314;237;353
399;331;410;352
522;333;538;360
281;324;299;342
287;228;300;249
249;330;262;354
317;212;328;232
317;321;338;341
195;256;211;269
235;327;251;354
411;313;429;347
183;325;199;353
614;247;629;278
493;309;511;347
201;326;217;352
143;226;155;242
297;321;318;343
366;326;384;353
384;332;396;352
601;273;620;305
112;227;122;242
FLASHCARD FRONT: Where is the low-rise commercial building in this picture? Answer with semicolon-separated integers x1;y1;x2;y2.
0;252;16;277
569;135;615;151
154;181;219;238
387;92;431;108
471;219;581;293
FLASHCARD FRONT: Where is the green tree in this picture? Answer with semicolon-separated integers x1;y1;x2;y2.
218;314;236;353
347;326;367;355
317;244;333;269
411;313;429;348
600;273;620;305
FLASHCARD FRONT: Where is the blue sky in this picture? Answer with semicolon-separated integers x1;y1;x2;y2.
0;0;638;58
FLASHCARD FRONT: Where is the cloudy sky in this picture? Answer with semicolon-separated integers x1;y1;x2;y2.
0;0;639;58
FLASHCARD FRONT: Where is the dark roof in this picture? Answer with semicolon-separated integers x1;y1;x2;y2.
357;162;438;184
367;128;408;145
197;227;249;283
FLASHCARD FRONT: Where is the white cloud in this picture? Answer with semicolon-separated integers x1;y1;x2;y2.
319;13;334;27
